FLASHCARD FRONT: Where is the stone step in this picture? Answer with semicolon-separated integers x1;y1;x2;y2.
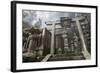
48;54;85;61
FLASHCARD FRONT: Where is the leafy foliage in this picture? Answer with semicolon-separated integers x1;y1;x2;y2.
29;27;41;34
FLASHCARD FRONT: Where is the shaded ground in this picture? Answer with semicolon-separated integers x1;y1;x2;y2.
23;52;85;63
48;53;85;61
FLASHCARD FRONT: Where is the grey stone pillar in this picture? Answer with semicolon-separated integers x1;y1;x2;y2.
50;22;55;55
28;36;33;53
75;19;90;59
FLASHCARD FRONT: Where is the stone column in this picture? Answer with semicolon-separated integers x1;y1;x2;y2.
27;35;33;53
50;22;55;55
75;19;90;59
